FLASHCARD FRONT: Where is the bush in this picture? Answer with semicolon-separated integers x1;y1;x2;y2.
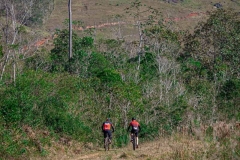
0;70;91;141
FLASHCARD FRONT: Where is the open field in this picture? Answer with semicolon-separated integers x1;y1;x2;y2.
44;0;240;32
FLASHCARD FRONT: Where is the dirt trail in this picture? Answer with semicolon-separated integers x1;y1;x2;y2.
31;122;239;160
60;136;205;160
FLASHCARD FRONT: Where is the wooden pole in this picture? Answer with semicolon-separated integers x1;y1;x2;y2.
68;0;72;59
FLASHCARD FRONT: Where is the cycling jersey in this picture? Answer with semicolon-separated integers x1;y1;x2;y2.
102;120;115;141
129;120;140;130
127;120;141;132
102;121;114;131
103;122;111;130
127;120;141;137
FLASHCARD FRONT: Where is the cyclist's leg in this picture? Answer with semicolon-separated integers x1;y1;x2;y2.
130;130;134;142
107;130;112;143
103;131;107;143
108;130;112;140
135;131;139;147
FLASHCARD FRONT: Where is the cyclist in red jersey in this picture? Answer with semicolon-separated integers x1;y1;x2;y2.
102;118;115;144
127;117;141;148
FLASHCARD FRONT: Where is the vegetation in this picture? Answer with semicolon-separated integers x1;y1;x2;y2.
0;0;239;159
179;9;240;121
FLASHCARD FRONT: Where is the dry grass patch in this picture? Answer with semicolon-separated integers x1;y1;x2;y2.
28;129;240;160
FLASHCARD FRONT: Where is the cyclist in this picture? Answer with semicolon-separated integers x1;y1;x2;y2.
127;117;141;148
102;118;115;144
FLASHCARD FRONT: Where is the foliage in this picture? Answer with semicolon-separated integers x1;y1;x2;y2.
50;29;94;75
88;52;113;76
1;5;240;158
140;52;158;80
178;9;240;120
179;9;240;83
217;79;240;119
0;0;54;26
0;71;90;141
96;68;122;85
25;0;55;26
24;49;51;71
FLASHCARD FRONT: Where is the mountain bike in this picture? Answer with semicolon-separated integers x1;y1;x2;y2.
131;133;138;150
104;135;111;151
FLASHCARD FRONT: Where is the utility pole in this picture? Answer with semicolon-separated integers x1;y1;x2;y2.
68;0;72;59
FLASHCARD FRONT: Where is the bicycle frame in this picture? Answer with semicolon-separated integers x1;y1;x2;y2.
104;135;110;151
131;133;137;150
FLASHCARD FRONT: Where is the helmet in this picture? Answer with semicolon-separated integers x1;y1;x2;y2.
132;117;135;121
106;118;110;121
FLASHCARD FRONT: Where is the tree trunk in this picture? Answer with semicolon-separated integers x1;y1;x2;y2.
68;0;72;60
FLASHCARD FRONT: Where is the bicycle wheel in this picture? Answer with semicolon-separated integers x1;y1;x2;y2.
104;136;109;151
132;135;136;150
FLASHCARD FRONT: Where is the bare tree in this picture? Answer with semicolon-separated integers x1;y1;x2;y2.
0;0;41;83
125;0;161;83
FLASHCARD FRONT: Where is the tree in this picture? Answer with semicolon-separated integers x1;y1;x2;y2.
0;0;53;84
125;0;162;83
50;29;93;75
179;9;240;121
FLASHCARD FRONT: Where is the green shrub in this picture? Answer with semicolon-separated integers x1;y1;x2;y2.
0;71;91;142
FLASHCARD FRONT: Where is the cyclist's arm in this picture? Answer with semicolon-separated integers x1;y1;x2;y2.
127;125;131;132
111;124;115;132
102;123;104;132
138;125;141;132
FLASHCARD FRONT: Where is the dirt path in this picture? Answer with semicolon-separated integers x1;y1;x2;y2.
64;136;205;160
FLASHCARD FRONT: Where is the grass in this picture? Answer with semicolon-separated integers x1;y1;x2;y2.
2;1;240;159
43;0;240;41
32;128;238;160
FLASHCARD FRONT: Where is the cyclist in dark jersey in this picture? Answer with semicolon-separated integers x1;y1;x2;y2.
127;117;141;148
102;118;115;144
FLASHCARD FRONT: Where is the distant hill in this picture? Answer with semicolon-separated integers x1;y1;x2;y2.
44;0;240;34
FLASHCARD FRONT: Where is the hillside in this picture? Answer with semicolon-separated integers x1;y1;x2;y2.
0;0;240;159
44;0;240;33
